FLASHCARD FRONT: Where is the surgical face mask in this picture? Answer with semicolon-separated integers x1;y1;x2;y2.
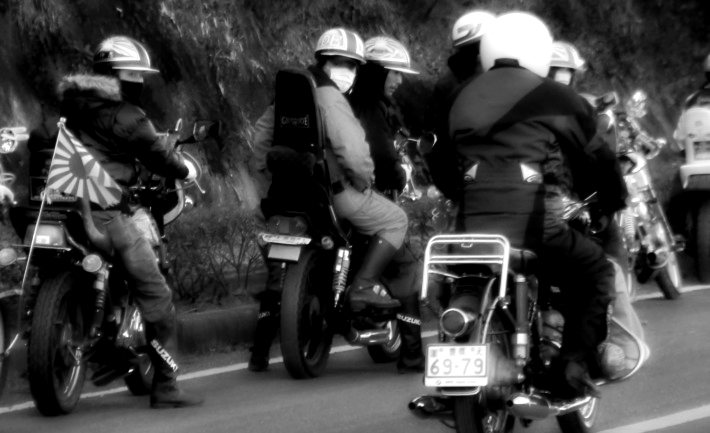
552;68;573;86
120;81;145;105
328;66;356;93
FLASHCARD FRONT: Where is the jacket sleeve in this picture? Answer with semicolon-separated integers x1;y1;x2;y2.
320;89;374;191
114;103;189;179
248;105;275;199
359;101;405;192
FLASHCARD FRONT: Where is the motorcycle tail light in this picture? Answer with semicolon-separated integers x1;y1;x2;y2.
23;223;67;247
321;236;334;250
440;308;476;338
266;216;308;236
0;247;17;267
82;254;104;273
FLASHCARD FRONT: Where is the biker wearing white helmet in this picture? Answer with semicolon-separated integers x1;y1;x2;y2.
429;11;615;400
548;41;587;86
57;35;201;408
248;28;407;372
349;35;424;373
682;52;710;109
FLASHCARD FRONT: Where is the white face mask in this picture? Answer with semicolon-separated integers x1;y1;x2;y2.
328;66;356;93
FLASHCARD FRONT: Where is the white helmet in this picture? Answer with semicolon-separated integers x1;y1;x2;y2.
451;11;496;48
315;28;365;64
364;37;419;75
480;12;553;78
551;41;586;71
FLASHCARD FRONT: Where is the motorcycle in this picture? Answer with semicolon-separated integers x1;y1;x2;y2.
0;118;214;415
599;90;682;300
257;69;403;379
675;105;710;282
410;195;608;433
0;126;27;400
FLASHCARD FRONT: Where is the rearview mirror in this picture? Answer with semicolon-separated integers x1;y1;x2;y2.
417;132;438;155
626;90;648;119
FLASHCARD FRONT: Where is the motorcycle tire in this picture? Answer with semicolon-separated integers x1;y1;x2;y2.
280;250;334;379
556;397;600;433
366;319;401;363
28;272;88;416
695;201;710;283
0;302;8;401
124;352;154;396
654;251;682;300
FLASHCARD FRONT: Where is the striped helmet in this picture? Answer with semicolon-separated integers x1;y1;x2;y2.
452;10;496;48
364;37;419;75
315;28;365;64
550;41;586;71
93;36;159;73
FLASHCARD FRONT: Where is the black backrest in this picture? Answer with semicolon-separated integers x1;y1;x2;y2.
273;69;324;159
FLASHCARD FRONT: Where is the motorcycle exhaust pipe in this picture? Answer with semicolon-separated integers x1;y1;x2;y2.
408;395;452;418
506;392;594;420
345;328;391;346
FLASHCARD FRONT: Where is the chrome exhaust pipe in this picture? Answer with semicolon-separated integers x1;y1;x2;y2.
345;328;391;346
506;392;593;420
408;395;452;418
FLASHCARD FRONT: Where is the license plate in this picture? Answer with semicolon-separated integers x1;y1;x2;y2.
425;344;488;387
267;244;302;262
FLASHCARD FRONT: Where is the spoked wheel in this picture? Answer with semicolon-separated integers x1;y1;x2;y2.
366;319;401;363
557;396;600;433
280;250;334;379
453;312;514;433
0;302;9;400
28;272;88;416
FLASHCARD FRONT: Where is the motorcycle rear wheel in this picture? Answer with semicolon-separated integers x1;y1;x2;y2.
280;250;334;379
0;302;9;401
695;201;710;283
556;396;600;433
28;272;88;416
366;319;401;363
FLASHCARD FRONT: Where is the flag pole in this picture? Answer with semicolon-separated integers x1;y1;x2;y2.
17;118;65;298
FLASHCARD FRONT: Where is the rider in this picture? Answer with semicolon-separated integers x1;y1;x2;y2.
247;28;408;371
348;35;424;373
431;10;495;199
428;12;615;398
57;36;202;408
681;52;710;108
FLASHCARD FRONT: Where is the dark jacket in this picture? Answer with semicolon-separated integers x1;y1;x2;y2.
57;74;188;198
430;64;603;248
348;64;406;193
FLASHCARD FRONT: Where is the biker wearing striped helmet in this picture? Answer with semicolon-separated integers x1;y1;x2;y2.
548;41;586;86
314;27;365;94
93;36;160;105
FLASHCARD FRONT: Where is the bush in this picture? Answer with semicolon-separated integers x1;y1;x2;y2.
165;204;263;306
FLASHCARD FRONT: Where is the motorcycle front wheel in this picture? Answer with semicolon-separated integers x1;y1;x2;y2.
654;250;682;300
28;272;88;416
280;250;334;379
557;396;600;433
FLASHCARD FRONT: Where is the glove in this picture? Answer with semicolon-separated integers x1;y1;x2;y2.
184;159;198;182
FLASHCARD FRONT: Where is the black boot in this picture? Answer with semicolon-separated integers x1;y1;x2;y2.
146;308;204;409
348;236;402;311
396;294;424;374
249;290;280;372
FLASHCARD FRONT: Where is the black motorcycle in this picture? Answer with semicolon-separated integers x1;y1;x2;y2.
0;119;215;415
258;69;404;378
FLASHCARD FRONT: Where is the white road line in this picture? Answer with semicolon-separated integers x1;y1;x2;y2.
635;284;710;301
0;330;439;414
599;403;710;433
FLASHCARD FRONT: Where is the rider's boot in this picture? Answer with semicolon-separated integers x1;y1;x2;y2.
396;294;424;373
248;290;280;372
146;307;204;409
348;236;402;311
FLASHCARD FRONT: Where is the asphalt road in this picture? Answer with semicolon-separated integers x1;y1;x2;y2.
1;261;709;433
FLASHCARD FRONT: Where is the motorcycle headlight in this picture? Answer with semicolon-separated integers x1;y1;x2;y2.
0;247;17;267
82;254;104;273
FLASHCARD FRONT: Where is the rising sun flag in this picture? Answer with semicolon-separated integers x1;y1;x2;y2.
46;119;123;209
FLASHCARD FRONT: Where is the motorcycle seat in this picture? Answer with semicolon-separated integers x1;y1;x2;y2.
508;247;537;274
